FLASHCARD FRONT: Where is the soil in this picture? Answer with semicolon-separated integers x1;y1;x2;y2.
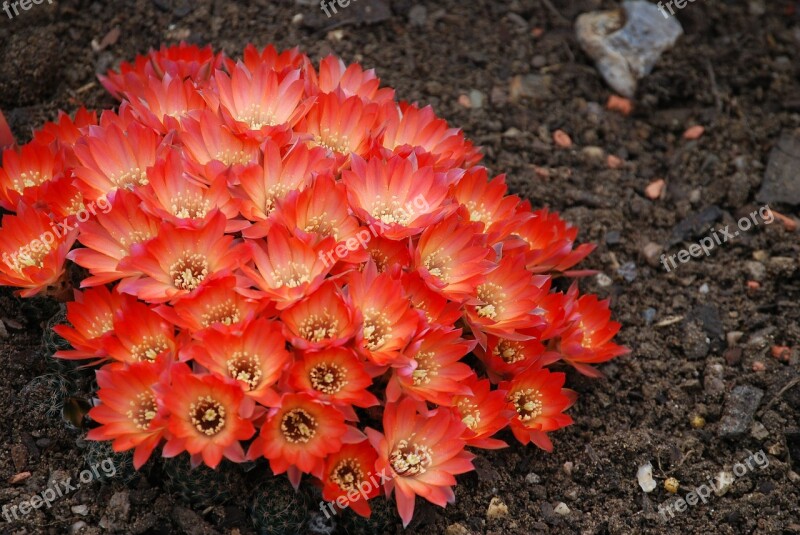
1;0;799;534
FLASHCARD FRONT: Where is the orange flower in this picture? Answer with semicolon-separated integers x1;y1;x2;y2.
233;43;307;74
501;367;576;452
300;91;379;161
68;189;161;287
249;393;354;486
117;212;248;303
102;298;178;365
161;363;255;468
380;103;480;169
450;167;520;244
0;202;77;297
53;286;130;363
451;376;512;449
126;74;208;133
154;276;268;334
279;280;357;351
0;141;64;210
321;441;382;518
366;397;474;527
185;318;290;408
347;264;419;368
464;254;550;343
73;121;163;201
87;360;168;469
313;54;395;103
400;271;462;328
240;225;331;309
212;63;307;135
413;214;493;302
179;110;260;181
343;154;455;239
287;347;379;411
474;333;546;383
556;294;629;377
386;327;475;406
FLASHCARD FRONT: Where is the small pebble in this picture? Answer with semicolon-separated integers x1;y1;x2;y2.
486;497;509;519
408;4;427;27
713;471;735;496
690;414;706;429
554;502;570;515
607;154;624;168
642;308;656;325
726;331;744;347
606;95;633;115
563;461;574;476
72;505;89;516
699;283;709;294
525;472;541;484
617;261;637;282
719;385;764;438
445;523;470;535
664;477;679;493
468;89;484;109
645;179;665;200
751;421;770;440
605;230;621;245
683;125;705;140
642;242;663;266
637;462;656;492
752;361;766;372
595;272;613;287
70;521;87;535
553;129;572;148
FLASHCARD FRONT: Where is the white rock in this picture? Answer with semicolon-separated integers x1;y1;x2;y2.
554;502;571;515
637;462;657;492
713;471;735;496
71;505;89;516
486;496;509;519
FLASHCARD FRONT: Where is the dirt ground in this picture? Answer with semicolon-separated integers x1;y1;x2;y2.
0;0;799;534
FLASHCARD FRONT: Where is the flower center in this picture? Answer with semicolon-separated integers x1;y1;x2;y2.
237;103;277;130
86;313;114;339
510;388;543;422
189;395;226;436
370;197;412;226
270;262;311;289
171;191;212;219
475;282;506;320
169;252;209;291
315;127;351;154
457;398;481;430
411;351;440;386
126;391;158;430
226;351;262;390
309;362;347;395
493;339;524;364
130;335;169;362
200;300;241;327
12;170;46;191
362;308;392;351
303;214;336;238
111;167;149;189
330;458;365;492
280;408;317;444
299;312;339;342
390;436;432;476
423;247;452;281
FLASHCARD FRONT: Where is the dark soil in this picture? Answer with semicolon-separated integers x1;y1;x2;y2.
1;1;799;534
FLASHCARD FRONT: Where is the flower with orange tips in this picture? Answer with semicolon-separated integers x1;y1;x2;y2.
313;54;395;104
249;393;353;486
272;174;361;247
212;63;307;135
236;140;330;233
321;441;382;518
301;92;379;161
288;347;379;411
501;367;576;452
0;141;64;210
474;333;546;383
347;264;419;368
400;271;462;327
68;189;161;287
451;376;512;449
179;110;260;180
556;294;629;377
185;318;290;408
161;363;255;468
103;298;178;365
366;397;475;527
506;208;596;275
127;73;208;133
279;280;357;351
450;167;520;244
53;286;129;363
240;225;331;309
465;254;550;342
233;43;307;74
154;276;267;334
87;359;168;469
73;121;163;201
343;154;454;239
0;202;77;297
34;108;98;159
380;103;480;169
386;327;475;406
117;212;247;303
34;176;86;222
413;214;493;302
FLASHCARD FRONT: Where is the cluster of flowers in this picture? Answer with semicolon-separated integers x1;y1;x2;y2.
0;44;627;526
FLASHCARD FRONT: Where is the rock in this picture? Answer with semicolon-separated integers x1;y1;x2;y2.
750;421;770;440
605;230;621;245
508;74;553;102
637;462;656;492
726;331;744;347
642;242;662;266
445;523;471;535
10;444;27;472
71;504;89;516
699;283;709;294
757;130;800;206
595;272;613;287
173;506;219;535
575;1;683;98
745;261;766;281
724;347;743;366
581;145;606;162
669;205;724;247
642;308;656;325
703;363;725;397
617;261;637;282
468;89;485;109
719;385;764;438
554;502;570;515
713;471;735;496
525;472;541;484
408;4;427;27
105;490;131;529
70;521;87;534
486;497;509;519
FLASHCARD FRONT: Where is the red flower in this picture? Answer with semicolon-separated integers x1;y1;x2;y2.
474;333;546;383
300;92;379;161
161;363;255;468
87;360;168;469
103;298;178;364
0;141;64;210
313;54;394;103
501;368;576;452
450;376;512;449
287;346;379;411
279;280;357;351
449;167;520;244
366;397;474;527
321;441;382;518
185;318;290;408
53;286;129;363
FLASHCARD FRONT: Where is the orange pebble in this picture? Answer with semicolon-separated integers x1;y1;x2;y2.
606;95;633;115
645;179;665;200
553;129;572;148
607;154;623;169
771;345;791;362
457;94;471;108
746;280;761;290
683;125;705;140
